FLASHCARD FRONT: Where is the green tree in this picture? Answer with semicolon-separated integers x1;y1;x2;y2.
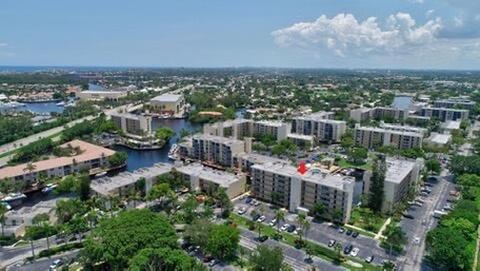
155;127;175;141
83;209;178;270
426;226;473;270
311;202;325;220
368;155;386;213
108;152;128;167
184;219;214;249
128;248;206;271
0;204;7;236
249;245;288;271
348;147;368;165
275;209;285;233
76;174;91;201
425;159;441;175
206;224;239;260
382;224;407;255
55;199;88;224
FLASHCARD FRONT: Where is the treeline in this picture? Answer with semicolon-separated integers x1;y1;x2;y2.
425;174;480;270
0;73;87;85
0;101;98;146
10;138;55;164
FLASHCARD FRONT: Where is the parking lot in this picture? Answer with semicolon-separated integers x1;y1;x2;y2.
233;197;390;266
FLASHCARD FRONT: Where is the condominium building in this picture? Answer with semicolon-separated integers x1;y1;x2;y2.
175;163;247;199
354;124;423;149
364;157;423;212
90;163;173;197
0;140;115;183
420;107;469;122
250;161;354;223
291;112;346;143
109;112;152;136
192;134;249;167
203;119;290;141
433;98;475;111
349;107;408;122
234;152;286;173
75;86;136;101
150;93;186;116
379;122;427;136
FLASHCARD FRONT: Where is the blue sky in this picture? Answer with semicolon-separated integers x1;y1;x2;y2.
1;0;479;69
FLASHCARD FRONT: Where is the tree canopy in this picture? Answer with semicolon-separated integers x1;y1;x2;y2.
83;209;178;269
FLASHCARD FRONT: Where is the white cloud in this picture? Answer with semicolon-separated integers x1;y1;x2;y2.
407;0;424;3
271;13;442;57
426;9;435;18
0;43;8;47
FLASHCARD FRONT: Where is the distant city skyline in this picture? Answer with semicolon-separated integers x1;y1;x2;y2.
1;0;480;69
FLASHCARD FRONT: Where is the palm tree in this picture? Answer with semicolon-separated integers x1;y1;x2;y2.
0;204;7;236
275;209;285;233
296;213;306;242
256;221;263;239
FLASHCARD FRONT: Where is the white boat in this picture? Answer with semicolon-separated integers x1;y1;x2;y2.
168;144;178;160
95;171;108;178
42;183;58;193
56;101;65;106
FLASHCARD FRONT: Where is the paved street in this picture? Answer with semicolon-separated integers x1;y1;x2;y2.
233;199;389;266
397;169;456;271
6;250;79;271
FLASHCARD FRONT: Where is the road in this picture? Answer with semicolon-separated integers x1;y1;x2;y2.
6;250;79;271
398;168;456;271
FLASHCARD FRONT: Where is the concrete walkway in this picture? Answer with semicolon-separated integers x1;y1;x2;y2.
374;217;391;240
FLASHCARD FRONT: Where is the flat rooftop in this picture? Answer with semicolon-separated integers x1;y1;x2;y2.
192;133;244;145
355;126;423;137
441;121;461;130
90;163;173;196
379;123;427;134
427;132;452;145
151;93;183;103
253;120;287;127
287;133;314;140
236;152;286;165
0;140;115;179
176;163;242;187
295;111;335;120
385;157;417;184
252;161;353;191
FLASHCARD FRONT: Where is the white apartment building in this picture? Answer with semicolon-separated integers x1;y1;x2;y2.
192;134;250;167
354;124;423;149
349;107;409;122
291;112;346;143
420;107;469;122
250;161;355;223
203;119;290;141
364;157;423;213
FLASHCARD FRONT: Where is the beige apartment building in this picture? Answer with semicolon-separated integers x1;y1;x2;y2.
176;163;247;199
150;93;186;116
109;112;152;136
0;140;115;184
250;161;354;223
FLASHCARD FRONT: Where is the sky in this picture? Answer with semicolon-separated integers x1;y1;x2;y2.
1;0;480;69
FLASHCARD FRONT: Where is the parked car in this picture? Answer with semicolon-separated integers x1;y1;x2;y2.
352;231;359;238
258;235;269;242
343;244;353;254
237;207;247;215
257;215;266;222
350;247;360;257
269;218;277;226
293;227;302;235
328;240;336;247
253;200;260;206
287;225;296;233
280;224;290;231
338;227;345;233
209;259;219;267
252;214;261;221
346;229;353;236
49;259;63;271
365;255;374;263
203;254;214;263
245;197;253;204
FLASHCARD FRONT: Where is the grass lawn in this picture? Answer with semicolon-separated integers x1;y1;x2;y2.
230;214;382;271
349;207;387;233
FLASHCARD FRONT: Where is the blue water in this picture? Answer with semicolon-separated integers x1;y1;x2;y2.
112;118;201;172
88;83;104;91
392;96;413;110
24;102;64;114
